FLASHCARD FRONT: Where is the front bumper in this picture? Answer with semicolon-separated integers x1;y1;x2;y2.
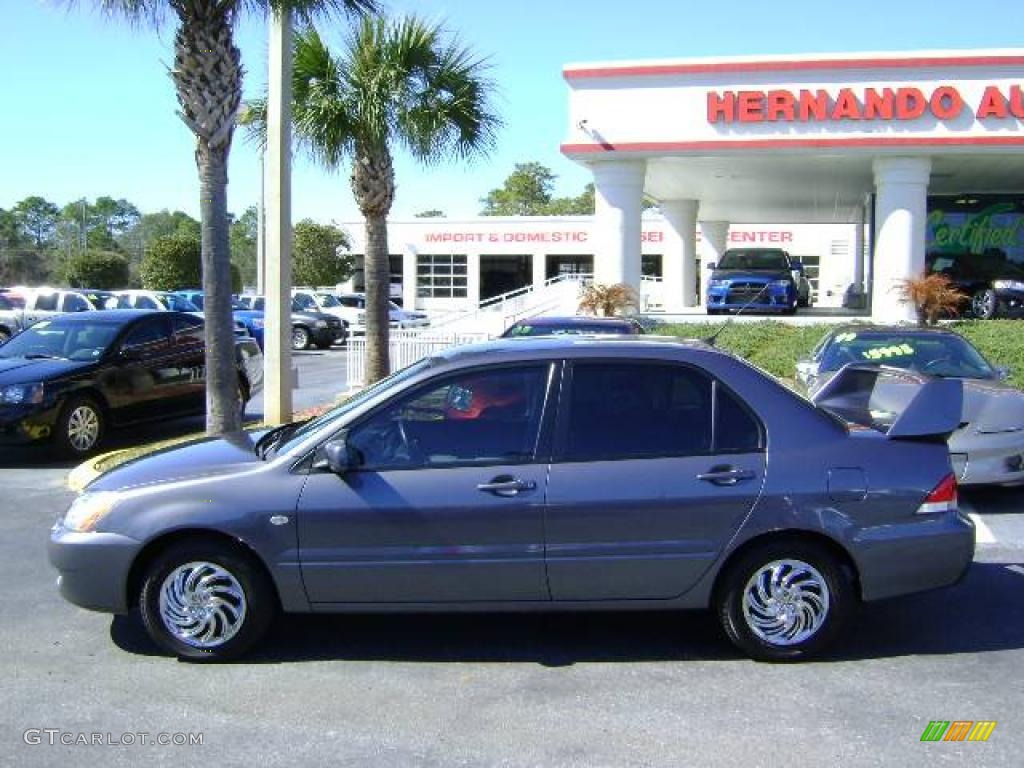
853;512;975;601
0;402;61;446
48;527;142;614
706;283;796;312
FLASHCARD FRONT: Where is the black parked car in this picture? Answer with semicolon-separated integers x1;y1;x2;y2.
0;310;263;457
927;250;1024;319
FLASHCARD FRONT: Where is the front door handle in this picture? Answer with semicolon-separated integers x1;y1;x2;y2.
697;466;756;486
477;476;537;497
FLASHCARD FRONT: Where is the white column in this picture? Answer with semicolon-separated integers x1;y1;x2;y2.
660;200;699;312
264;9;293;425
532;251;547;290
872;157;931;322
591;160;646;296
467;251;481;306
402;247;417;309
699;220;729;307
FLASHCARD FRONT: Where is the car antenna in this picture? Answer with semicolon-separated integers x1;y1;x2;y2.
703;284;770;347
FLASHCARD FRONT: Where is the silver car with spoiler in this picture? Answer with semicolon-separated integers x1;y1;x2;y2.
49;337;974;662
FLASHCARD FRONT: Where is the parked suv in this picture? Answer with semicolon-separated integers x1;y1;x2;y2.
927;250;1024;319
706;248;810;315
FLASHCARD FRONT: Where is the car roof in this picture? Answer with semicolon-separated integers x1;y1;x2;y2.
828;324;962;337
513;315;637;326
34;309;185;325
435;334;713;366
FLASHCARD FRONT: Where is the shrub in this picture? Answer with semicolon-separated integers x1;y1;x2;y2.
898;274;965;325
293;219;352;286
578;283;638;317
140;235;201;291
61;250;130;289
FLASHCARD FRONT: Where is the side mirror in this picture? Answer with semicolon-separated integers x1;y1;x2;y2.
792;261;805;274
318;434;356;475
995;366;1011;381
706;262;716;271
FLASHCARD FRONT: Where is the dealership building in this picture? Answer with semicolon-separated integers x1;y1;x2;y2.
342;50;1024;321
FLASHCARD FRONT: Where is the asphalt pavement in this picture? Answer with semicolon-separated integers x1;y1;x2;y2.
0;347;1022;766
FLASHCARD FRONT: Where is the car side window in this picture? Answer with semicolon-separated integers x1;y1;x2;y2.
33;293;59;311
339;297;359;308
714;382;764;453
121;317;169;354
115;295;133;309
62;293;90;312
561;363;714;461
171;316;205;347
347;365;550;470
293;293;315;310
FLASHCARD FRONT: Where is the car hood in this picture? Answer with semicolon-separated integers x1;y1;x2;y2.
87;430;269;493
711;269;792;282
0;357;94;385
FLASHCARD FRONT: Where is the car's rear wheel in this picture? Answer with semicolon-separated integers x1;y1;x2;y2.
56;395;105;458
716;540;853;661
291;326;311;351
139;540;275;662
971;288;998;320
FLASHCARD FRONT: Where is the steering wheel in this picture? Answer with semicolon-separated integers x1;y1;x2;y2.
920;356;954;374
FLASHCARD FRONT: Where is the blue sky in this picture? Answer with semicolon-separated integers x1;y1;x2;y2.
3;0;1024;224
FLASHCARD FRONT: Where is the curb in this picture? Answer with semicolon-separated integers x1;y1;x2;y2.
66;449;127;492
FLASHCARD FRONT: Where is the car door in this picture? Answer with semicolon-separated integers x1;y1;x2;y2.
295;362;556;604
22;292;59;326
544;360;766;601
102;315;178;423
168;314;207;412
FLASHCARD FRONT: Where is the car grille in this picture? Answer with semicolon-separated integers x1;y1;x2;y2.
726;282;767;303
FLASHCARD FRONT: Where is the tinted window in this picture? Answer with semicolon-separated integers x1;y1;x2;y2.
714;383;764;453
62;293;90;312
819;331;995;379
0;295;13;310
293;293;316;310
717;250;790;271
348;365;549;470
122;317;169;352
136;296;160;310
563;363;713;461
172;315;204;346
33;293;59;312
338;296;361;308
253;297;265;311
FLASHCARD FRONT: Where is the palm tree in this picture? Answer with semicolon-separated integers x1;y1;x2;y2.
248;17;500;383
61;0;377;434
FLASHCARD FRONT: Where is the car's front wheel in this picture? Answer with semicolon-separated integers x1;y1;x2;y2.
971;288;998;320
716;540;853;661
291;325;311;351
56;395;105;458
139;540;276;661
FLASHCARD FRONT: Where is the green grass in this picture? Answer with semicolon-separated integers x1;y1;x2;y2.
655;320;1024;388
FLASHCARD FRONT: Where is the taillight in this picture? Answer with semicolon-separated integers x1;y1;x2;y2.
915;472;958;515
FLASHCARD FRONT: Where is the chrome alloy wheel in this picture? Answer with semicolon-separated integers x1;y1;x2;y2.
741;559;830;646
67;405;100;452
158;562;248;649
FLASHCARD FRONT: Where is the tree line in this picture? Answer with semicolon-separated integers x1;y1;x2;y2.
0;195;352;291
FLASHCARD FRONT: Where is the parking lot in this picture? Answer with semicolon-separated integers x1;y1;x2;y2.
1;345;1022;766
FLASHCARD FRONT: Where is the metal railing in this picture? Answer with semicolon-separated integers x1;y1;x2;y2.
347;329;490;389
430;273;591;330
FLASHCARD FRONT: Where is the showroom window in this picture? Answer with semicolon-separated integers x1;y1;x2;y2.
417;254;468;298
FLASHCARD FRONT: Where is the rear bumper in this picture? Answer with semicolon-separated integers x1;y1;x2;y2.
853;512;975;601
951;428;1024;485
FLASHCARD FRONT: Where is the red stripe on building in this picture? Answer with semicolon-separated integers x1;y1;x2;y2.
563;55;1024;81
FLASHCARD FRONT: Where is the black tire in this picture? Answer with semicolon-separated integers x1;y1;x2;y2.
971;287;998;320
55;395;105;458
139;540;276;662
782;303;798;316
291;325;311;351
314;340;333;350
716;539;853;662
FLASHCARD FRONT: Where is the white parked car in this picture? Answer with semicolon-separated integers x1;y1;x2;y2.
305;291;430;330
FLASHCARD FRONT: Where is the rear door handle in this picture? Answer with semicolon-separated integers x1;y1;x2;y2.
477;476;537;497
697;467;756;486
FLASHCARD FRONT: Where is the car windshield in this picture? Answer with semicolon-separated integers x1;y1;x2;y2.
183;294;204;310
718;250;790;270
819;331;996;379
270;358;433;456
505;322;635;337
0;319;120;361
317;294;341;307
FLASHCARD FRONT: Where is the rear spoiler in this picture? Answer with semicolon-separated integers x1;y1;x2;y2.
811;364;963;440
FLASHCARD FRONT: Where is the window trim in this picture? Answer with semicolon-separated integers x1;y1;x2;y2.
551;358;765;464
325;360;561;473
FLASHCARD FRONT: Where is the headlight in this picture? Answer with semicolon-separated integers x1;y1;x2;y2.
993;280;1024;292
62;492;119;533
708;279;729;288
1;383;43;405
314;320;328;328
252;318;265;329
769;280;792;289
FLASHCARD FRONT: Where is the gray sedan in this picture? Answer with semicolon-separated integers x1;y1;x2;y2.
797;325;1024;486
50;336;974;662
